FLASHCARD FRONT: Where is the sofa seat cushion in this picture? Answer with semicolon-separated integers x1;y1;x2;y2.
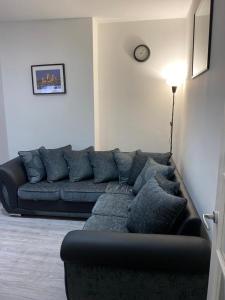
105;182;133;195
61;180;108;202
92;194;134;218
18;180;67;201
83;215;128;233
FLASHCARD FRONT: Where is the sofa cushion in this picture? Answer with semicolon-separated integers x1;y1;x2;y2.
133;158;175;195
61;179;108;202
18;147;46;183
105;181;133;195
92;193;134;218
39;145;72;182
89;149;119;183
127;177;187;234
114;151;136;184
64;147;94;182
83;215;128;233
155;174;180;195
128;150;171;185
18;180;67;201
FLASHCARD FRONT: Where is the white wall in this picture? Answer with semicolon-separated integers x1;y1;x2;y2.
96;19;186;152
92;18;100;149
0;18;94;158
0;63;9;163
173;0;225;232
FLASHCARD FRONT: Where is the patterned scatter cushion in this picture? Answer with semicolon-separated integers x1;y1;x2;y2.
18;147;46;183
128;150;171;185
39;145;72;182
89;149;119;183
133;158;175;195
155;174;180;195
114;151;136;184
127;177;187;234
64;146;94;182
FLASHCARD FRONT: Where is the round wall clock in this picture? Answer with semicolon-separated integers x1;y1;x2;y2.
133;44;151;62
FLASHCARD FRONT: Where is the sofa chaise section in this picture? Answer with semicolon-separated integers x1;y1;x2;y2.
60;167;210;300
82;193;133;232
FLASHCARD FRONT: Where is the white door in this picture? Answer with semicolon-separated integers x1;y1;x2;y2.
206;113;225;299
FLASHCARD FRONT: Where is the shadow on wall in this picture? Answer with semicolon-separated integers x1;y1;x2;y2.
0;65;9;164
124;35;145;59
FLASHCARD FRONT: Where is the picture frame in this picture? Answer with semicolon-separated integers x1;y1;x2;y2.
192;0;214;78
31;64;66;95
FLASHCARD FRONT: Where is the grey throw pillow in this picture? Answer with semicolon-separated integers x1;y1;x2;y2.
133;158;175;195
127;177;187;234
114;151;136;184
155;174;180;195
18;147;46;183
39;145;72;182
64;146;94;182
89;149;119;183
128;150;171;185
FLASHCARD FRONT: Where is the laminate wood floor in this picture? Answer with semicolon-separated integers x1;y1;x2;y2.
0;206;84;300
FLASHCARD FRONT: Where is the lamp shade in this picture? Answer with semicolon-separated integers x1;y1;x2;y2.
163;62;187;87
166;77;183;87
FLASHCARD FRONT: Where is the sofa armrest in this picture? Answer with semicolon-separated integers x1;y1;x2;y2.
61;230;211;273
0;157;27;212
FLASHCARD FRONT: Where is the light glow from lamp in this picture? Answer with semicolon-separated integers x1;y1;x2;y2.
162;62;187;87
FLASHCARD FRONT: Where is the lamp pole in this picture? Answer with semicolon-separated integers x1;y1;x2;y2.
170;86;177;155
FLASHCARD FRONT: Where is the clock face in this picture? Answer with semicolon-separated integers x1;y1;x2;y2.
134;45;150;62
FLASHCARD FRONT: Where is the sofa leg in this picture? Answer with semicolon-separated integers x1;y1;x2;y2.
9;213;22;217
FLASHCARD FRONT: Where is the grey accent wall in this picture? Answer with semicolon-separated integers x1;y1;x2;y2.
0;18;94;158
0;64;9;163
173;0;225;234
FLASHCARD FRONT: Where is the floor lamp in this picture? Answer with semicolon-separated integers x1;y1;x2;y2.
169;85;177;155
166;79;183;156
164;63;186;155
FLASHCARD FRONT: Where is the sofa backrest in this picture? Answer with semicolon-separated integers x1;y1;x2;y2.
171;167;207;238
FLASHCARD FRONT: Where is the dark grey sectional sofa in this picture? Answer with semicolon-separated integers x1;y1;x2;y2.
0;154;211;300
60;170;211;300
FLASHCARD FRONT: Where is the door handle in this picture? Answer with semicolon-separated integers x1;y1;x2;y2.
203;211;218;231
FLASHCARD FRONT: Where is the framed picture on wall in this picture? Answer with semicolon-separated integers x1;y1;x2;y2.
31;64;66;95
192;0;214;78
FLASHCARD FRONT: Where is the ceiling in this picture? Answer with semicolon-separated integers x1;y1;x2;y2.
0;0;192;22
